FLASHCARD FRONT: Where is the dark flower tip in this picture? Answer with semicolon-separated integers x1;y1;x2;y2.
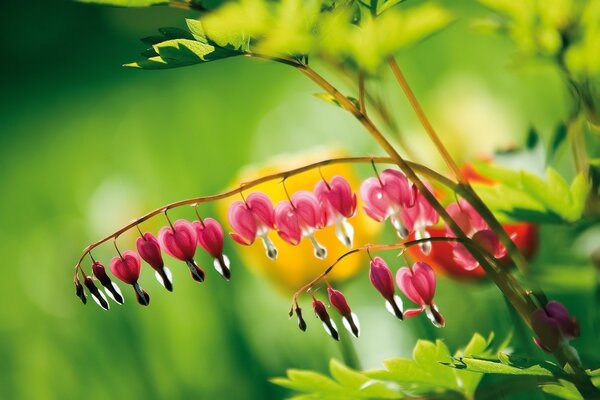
84;276;109;311
75;279;87;305
313;299;339;341
294;306;307;332
186;260;206;282
134;283;150;306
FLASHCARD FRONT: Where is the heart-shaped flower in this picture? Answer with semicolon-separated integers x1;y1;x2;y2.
369;257;403;319
137;232;172;291
194;218;231;280
110;250;150;306
396;262;444;327
315;176;357;248
158;219;205;282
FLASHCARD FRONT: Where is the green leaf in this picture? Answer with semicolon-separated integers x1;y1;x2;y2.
541;380;584;400
449;354;556;377
125;38;239;69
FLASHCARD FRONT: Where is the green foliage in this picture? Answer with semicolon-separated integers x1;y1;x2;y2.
272;333;505;399
477;0;600;79
77;0;166;5
125;0;453;73
472;162;590;224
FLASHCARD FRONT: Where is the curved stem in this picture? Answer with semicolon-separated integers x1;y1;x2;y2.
387;58;466;184
73;155;453;276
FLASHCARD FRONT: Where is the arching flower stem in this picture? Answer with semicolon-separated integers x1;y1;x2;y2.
73;156;453;279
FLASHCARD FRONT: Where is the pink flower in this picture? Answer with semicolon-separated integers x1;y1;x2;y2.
328;288;360;337
369;257;403;319
360;169;415;238
194;218;231;280
228;192;278;260
315;176;357;248
400;190;439;255
531;301;579;352
313;299;339;341
158;219;205;282
446;199;507;271
110;250;150;306
275;191;327;259
396;262;444;327
92;260;124;304
137;232;172;291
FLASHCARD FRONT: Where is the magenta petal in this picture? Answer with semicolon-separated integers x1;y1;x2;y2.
411;262;436;305
546;301;580;339
328;288;352;316
369;257;395;299
381;169;413;207
396;267;423;305
360;177;389;221
274;201;302;245
136;232;164;270
404;308;425;318
327;176;356;218
452;243;480;271
531;308;561;352
292;190;324;229
473;229;506;259
195;218;224;258
228;201;258;244
158;219;197;261
247;192;276;229
110;250;141;284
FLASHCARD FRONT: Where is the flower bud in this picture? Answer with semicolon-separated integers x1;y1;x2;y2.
327;288;360;337
75;278;87;305
313;299;339;341
194;218;231;280
369;257;403;319
531;301;579;352
137;232;173;291
92;261;124;304
84;276;109;310
293;306;307;332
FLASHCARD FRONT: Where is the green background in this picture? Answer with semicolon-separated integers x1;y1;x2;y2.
0;1;596;399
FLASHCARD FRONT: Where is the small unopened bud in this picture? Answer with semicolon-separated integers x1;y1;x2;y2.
84;276;109;310
531;301;578;352
293;306;307;332
75;278;87;305
92;261;124;305
327;288;360;337
313;299;339;341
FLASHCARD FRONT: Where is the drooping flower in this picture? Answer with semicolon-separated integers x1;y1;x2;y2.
291;305;307;332
136;232;173;291
228;192;278;260
328;287;360;337
446;199;507;271
194;217;231;280
158;219;205;282
396;262;444;327
314;176;357;248
275;191;327;259
313;299;339;341
92;260;124;304
360;169;415;238
531;301;579;352
83;275;109;310
369;257;403;319
110;250;150;306
75;278;87;305
400;189;439;255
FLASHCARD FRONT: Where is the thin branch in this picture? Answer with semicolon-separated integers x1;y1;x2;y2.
74;156;455;274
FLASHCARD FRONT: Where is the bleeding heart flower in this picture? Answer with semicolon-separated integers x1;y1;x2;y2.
275;191;327;259
396;262;444;327
315;176;357;248
400;189;439;255
110;250;150;306
137;232;173;292
83;275;109;310
360;169;415;238
228;192;278;260
446;199;507;271
313;298;339;341
531;301;580;352
92;260;124;304
158;219;205;282
328;287;360;337
194;218;231;280
369;257;403;319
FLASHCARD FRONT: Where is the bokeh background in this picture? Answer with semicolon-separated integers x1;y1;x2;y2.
1;1;596;399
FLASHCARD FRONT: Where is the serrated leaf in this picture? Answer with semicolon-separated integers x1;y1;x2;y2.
126;38;239;69
449;356;555;377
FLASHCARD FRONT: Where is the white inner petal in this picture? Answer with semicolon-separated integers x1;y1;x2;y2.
335;219;354;248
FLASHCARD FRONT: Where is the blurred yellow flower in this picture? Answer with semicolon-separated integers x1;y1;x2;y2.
218;149;381;293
